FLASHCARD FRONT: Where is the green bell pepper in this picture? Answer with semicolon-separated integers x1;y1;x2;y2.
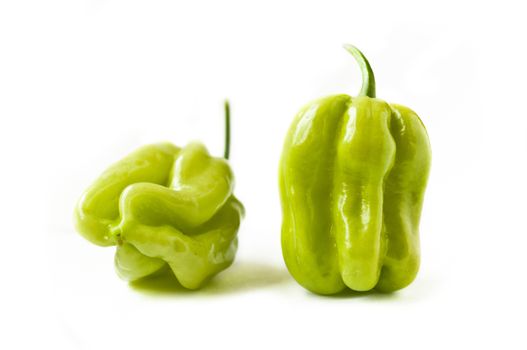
279;45;431;294
75;102;244;289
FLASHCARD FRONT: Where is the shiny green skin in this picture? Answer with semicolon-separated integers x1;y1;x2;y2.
75;142;244;289
279;46;431;294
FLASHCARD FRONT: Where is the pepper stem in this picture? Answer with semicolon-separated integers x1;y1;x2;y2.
224;100;230;160
343;44;376;98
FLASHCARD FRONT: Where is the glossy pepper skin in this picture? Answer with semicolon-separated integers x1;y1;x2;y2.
279;45;431;294
75;103;244;289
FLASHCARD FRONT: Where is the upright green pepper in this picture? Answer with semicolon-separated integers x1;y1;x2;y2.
279;45;431;294
75;102;244;289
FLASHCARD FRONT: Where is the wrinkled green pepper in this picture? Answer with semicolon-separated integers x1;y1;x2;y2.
75;102;244;289
279;45;431;294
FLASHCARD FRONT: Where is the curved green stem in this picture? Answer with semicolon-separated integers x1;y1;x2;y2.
224;100;230;160
343;44;376;98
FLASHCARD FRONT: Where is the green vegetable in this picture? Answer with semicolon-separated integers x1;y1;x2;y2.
75;101;244;289
279;45;431;294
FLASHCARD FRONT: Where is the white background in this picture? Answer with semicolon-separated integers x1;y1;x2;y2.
1;0;526;349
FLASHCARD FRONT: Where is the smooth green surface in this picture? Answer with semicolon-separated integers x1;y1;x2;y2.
279;45;431;294
75;142;244;289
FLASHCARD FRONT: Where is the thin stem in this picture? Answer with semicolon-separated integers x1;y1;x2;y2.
343;44;376;98
224;100;230;160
